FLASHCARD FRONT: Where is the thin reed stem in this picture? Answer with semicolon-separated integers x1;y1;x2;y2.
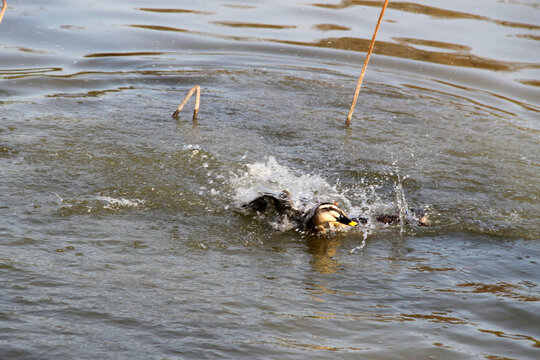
172;85;200;121
346;0;389;126
0;0;7;25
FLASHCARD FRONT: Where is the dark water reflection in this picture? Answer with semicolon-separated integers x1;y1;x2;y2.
1;0;540;359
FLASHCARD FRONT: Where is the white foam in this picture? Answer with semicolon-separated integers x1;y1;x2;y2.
183;144;201;157
230;156;351;209
97;196;145;209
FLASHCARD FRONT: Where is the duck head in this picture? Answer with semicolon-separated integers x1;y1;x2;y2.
306;202;358;230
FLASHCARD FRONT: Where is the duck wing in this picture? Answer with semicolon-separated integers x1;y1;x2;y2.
242;190;297;215
375;208;430;226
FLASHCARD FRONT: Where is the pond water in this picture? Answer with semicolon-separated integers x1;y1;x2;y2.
1;0;539;359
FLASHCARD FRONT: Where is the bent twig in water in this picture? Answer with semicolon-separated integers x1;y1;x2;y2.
346;0;389;126
172;85;200;121
0;0;7;25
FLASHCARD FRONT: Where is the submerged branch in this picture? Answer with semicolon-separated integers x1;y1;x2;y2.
172;85;200;121
346;0;389;126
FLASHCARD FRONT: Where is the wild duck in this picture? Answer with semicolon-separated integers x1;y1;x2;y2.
242;190;429;233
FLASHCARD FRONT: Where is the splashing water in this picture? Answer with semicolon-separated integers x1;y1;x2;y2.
395;173;409;236
97;196;146;209
229;157;352;209
350;174;412;253
229;157;420;252
54;193;146;215
349;230;370;254
228;157;360;232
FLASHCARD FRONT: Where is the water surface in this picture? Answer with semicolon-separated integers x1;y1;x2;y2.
1;0;539;359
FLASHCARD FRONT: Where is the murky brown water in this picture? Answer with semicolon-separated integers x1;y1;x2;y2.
1;1;539;359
